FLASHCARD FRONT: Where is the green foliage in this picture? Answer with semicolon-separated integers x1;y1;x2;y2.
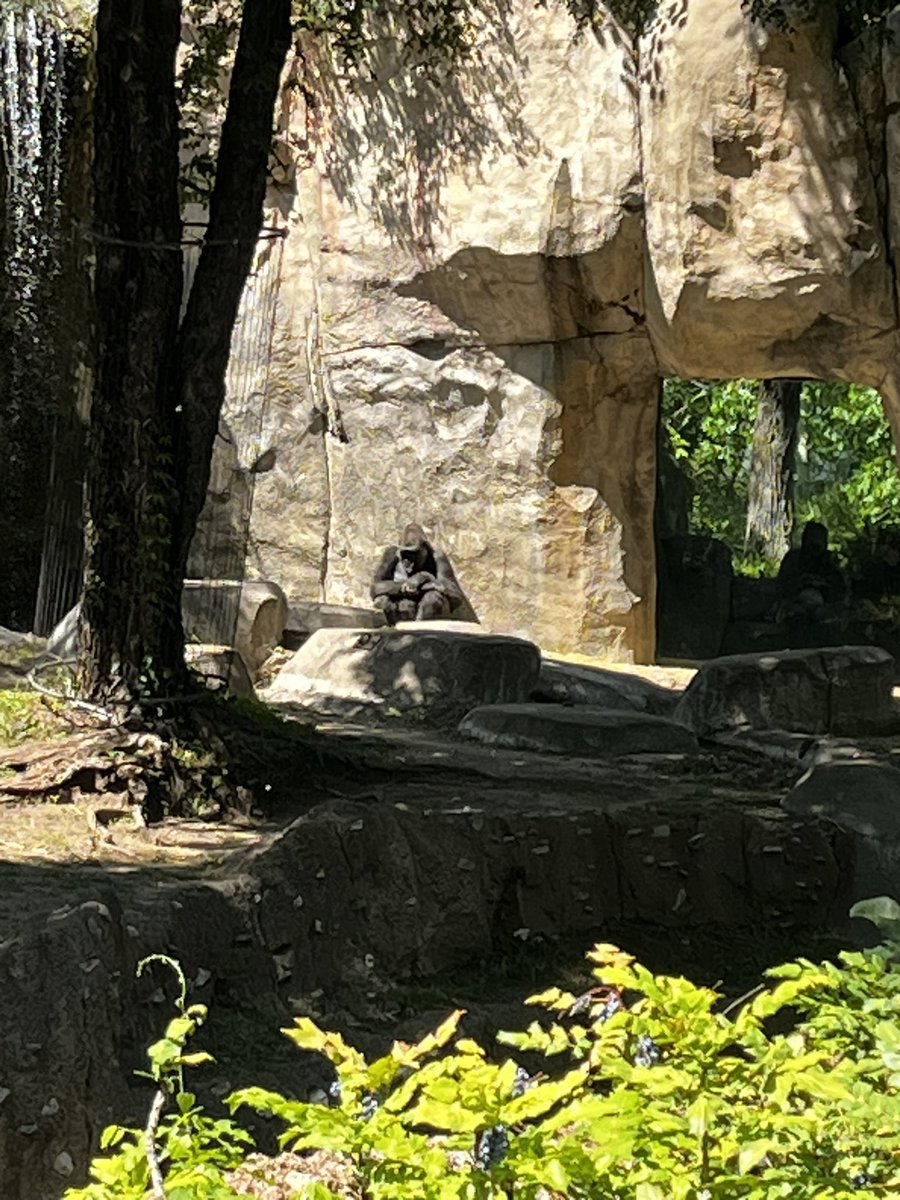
797;382;900;562
0;689;62;747
661;378;900;571
64;956;251;1200
66;919;900;1198
664;376;758;555
227;922;900;1200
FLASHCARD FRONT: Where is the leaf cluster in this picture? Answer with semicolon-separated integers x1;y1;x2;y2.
66;903;900;1198
742;0;895;40
65;955;252;1199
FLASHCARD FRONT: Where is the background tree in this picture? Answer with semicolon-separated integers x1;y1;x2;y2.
661;377;900;573
744;379;801;567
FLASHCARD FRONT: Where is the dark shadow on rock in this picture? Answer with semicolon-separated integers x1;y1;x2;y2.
297;0;541;253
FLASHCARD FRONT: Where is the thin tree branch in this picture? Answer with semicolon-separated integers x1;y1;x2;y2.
145;1086;168;1199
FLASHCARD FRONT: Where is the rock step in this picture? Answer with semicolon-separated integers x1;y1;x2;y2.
459;703;698;757
1;790;891;1200
533;658;681;716
675;646;897;736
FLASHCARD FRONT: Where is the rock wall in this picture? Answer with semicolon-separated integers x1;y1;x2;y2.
197;0;900;661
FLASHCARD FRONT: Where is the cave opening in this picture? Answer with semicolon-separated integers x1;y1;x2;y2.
655;376;900;665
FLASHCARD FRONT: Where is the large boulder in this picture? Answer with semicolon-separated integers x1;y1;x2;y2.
0;899;137;1200
641;0;894;379
533;658;680;716
459;703;698;757
200;0;659;663
0;626;43;653
784;760;900;840
783;759;900;904
263;626;541;721
675;646;897;736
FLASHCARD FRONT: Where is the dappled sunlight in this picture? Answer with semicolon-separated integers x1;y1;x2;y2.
0;799;271;869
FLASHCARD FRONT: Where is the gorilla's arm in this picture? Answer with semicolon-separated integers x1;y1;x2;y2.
371;546;404;599
426;546;464;606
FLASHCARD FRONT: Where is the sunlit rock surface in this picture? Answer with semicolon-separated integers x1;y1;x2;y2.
263;625;541;721
155;1;900;658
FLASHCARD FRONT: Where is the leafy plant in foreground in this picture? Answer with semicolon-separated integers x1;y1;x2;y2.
68;903;900;1199
65;956;250;1200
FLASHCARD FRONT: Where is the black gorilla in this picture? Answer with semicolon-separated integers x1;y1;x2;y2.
370;524;464;626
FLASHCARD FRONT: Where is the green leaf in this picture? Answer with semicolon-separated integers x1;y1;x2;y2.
687;1094;718;1139
180;1052;214;1067
636;1183;667;1200
147;1037;182;1068
541;1156;569;1191
402;1098;483;1133
738;1139;774;1174
505;1067;588;1122
850;897;900;946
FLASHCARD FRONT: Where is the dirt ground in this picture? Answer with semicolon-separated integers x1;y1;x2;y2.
0;648;690;868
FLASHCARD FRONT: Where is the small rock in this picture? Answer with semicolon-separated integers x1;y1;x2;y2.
53;1151;74;1177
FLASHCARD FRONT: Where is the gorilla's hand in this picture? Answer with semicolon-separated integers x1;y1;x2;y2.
406;572;436;590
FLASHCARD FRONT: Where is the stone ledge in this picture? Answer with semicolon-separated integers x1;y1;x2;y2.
674;646;897;737
459;703;698;757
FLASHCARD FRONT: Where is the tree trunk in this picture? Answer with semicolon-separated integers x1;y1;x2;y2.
172;0;292;575
745;379;801;565
79;0;291;707
79;0;185;703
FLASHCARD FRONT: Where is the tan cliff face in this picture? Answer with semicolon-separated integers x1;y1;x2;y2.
196;0;900;662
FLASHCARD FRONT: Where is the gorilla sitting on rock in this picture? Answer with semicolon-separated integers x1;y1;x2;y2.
371;524;464;626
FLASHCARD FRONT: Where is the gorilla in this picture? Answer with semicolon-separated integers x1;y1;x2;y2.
370;524;464;626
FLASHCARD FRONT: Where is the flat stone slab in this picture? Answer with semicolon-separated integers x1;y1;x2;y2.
458;704;698;757
286;601;387;637
533;658;681;716
47;580;288;679
675;646;897;737
264;626;540;721
783;760;900;840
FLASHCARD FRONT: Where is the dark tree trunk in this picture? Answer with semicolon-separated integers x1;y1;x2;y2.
79;0;291;707
172;0;292;575
745;379;801;565
79;0;185;702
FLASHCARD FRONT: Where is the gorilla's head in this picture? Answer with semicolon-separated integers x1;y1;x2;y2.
399;523;428;572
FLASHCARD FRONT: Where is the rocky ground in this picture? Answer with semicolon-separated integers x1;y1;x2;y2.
0;639;894;1198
